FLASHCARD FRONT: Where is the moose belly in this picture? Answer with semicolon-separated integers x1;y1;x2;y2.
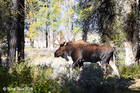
84;56;101;63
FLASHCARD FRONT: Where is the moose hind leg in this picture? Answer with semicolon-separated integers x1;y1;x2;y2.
109;60;120;79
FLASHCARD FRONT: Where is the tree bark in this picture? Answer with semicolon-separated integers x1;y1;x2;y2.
0;48;1;66
82;19;89;41
7;0;18;67
18;0;25;62
124;0;139;65
125;42;136;65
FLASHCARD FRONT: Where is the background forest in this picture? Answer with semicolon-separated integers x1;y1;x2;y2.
0;0;140;93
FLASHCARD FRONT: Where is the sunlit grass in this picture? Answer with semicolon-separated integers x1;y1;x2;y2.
119;65;140;79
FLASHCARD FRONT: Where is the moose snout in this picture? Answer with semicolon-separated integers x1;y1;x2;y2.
54;53;59;57
54;51;62;57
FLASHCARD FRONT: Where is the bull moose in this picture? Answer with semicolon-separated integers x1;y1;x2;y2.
52;33;120;79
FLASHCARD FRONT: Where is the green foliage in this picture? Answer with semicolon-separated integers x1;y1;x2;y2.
77;0;99;20
124;11;138;41
26;0;62;39
97;0;127;65
32;68;62;93
0;0;11;48
0;62;67;93
119;65;140;79
78;6;94;20
73;25;82;34
1;61;140;92
0;66;11;92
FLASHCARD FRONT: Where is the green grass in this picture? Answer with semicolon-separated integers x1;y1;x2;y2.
119;65;140;79
0;62;67;93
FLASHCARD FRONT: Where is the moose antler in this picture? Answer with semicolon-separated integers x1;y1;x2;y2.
60;32;67;44
50;31;75;46
67;31;74;42
53;33;61;44
49;40;60;46
71;31;75;41
50;32;66;45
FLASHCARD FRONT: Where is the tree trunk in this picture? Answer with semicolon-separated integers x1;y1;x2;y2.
30;39;34;48
48;27;53;49
46;23;49;48
7;0;18;68
8;26;17;67
82;19;89;41
125;42;136;65
46;32;48;48
18;0;25;62
0;48;1;66
124;0;139;65
62;0;74;42
67;0;73;41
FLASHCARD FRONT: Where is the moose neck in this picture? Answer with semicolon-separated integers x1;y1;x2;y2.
65;43;75;56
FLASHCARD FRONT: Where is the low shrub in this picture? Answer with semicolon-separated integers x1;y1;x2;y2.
60;63;104;93
1;61;139;93
0;62;67;93
119;65;140;79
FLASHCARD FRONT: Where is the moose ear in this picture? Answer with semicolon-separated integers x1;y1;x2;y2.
60;42;67;47
64;42;68;46
66;42;68;46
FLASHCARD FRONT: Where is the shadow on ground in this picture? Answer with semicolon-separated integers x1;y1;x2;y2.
60;63;140;93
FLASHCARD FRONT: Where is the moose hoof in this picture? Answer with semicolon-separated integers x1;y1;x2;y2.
79;67;83;71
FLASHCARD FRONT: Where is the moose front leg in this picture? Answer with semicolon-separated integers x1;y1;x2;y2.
70;61;79;72
100;63;107;78
70;49;82;71
79;62;83;71
70;61;83;72
101;63;106;73
100;59;108;77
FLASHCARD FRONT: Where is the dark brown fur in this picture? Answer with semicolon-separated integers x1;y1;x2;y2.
54;40;120;78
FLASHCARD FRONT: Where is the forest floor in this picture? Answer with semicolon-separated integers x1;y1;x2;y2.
24;48;140;92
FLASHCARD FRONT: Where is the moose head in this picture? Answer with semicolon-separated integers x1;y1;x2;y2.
51;32;74;61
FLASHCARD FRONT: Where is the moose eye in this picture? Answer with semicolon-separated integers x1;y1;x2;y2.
59;47;63;50
60;44;64;47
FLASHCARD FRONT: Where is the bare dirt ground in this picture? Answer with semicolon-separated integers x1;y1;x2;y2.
25;48;53;64
25;48;73;65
